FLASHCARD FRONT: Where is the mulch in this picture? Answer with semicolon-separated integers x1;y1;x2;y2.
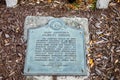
0;1;120;80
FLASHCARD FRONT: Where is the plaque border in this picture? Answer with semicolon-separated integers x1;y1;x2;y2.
24;18;87;76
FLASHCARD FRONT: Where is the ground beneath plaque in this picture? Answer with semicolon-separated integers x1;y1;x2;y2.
0;1;120;80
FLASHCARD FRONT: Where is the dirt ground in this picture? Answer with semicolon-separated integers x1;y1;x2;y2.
0;1;120;80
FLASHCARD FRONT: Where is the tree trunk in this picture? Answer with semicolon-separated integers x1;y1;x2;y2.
96;0;111;9
5;0;18;7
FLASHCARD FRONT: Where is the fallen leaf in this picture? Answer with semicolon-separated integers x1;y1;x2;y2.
4;39;10;46
76;0;82;4
88;0;94;4
48;0;52;3
36;0;40;4
89;58;94;68
16;27;20;33
115;59;119;64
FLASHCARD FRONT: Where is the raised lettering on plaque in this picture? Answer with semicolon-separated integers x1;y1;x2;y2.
24;19;87;75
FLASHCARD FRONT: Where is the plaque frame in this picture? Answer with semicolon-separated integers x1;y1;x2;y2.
24;18;87;76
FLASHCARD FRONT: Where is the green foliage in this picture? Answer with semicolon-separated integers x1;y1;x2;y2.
90;0;97;10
